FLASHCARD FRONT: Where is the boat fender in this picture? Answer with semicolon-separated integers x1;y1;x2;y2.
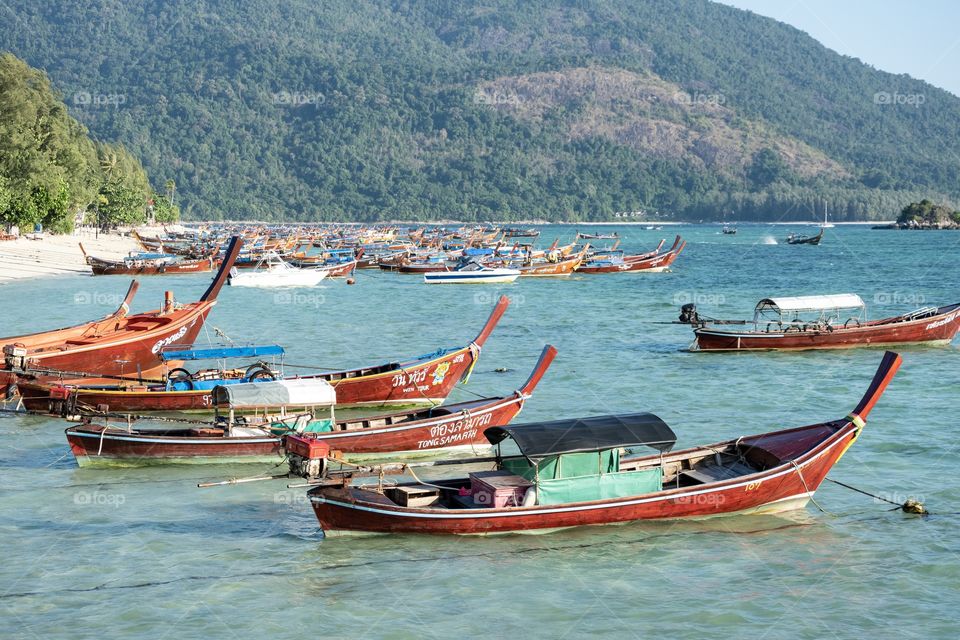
522;487;537;507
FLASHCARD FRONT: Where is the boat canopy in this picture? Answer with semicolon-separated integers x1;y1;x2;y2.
756;294;865;314
484;413;676;462
160;345;285;361
212;378;336;409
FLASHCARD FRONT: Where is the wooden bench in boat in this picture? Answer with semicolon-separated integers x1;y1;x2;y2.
679;461;756;485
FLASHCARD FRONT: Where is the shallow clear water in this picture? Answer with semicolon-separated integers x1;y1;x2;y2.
2;224;959;638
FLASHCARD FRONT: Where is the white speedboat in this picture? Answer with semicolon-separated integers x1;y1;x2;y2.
228;251;328;288
423;260;520;284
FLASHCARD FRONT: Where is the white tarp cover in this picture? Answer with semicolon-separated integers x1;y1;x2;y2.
757;294;865;313
213;378;336;408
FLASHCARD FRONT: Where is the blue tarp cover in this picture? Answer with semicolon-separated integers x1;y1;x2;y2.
161;345;285;361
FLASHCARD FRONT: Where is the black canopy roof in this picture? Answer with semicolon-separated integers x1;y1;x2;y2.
484;413;677;461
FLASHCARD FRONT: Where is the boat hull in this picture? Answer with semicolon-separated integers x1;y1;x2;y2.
694;305;960;351
423;271;520;284
309;422;855;535
90;259;213;276
64;393;529;464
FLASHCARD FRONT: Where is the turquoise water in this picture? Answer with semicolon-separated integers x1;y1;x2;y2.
2;224;959;638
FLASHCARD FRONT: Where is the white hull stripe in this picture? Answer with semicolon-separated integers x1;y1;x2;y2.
69;432;278;445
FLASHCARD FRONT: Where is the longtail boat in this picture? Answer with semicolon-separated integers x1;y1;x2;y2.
576;231;619;240
80;243;214;276
0;237;242;397
17;344;285;414
62;345;556;466
24;296;512;413
686;294;960;351
785;228;824;245
576;236;684;274
515;251;585;277
301;352;901;536
621;235;686;272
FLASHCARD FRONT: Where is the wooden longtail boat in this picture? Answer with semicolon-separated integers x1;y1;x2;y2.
80;244;214;276
576;231;619;240
0;281;140;399
24;296;512;413
785;228;824;245
62;346;556;466
1;237;242;397
303;352;901;536
687;294;960;351
576;236;684;274
515;252;585;277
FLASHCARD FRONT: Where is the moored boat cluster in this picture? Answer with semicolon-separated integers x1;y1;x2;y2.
2;225;952;536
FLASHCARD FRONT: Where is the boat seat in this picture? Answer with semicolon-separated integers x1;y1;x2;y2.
680;461;755;485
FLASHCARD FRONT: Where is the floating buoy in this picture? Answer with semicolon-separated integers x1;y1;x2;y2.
494;367;509;373
902;499;927;515
346;278;355;285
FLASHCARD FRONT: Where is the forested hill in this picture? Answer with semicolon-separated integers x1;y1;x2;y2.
2;0;958;222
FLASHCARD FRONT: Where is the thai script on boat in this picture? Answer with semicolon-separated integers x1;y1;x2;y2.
391;367;428;389
151;325;190;354
417;413;493;449
926;312;957;331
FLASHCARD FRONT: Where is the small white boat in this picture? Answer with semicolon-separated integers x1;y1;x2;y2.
423;260;520;284
228;251;328;288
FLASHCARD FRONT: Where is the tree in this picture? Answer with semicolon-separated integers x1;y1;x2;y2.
152;193;180;222
747;148;788;188
98;181;146;226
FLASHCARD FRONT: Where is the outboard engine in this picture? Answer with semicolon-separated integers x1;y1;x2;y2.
286;434;330;480
3;343;28;371
679;303;700;324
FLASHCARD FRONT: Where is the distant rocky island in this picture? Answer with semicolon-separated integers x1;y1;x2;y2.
873;200;960;229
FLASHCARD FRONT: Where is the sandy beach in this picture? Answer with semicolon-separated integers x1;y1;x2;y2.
0;229;141;283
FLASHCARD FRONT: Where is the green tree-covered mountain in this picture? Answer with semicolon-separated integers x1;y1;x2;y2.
2;0;958;222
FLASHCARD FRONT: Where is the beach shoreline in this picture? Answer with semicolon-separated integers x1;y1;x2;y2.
0;229;140;283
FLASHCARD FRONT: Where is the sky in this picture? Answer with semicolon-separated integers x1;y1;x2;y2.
716;0;960;96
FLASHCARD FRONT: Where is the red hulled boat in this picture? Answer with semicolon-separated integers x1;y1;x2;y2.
576;236;684;274
303;352;901;536
20;296;512;413
1;237;243;397
63;345;556;465
687;294;960;351
80;244;215;276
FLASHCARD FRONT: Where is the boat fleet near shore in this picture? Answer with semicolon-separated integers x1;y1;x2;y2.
1;223;953;536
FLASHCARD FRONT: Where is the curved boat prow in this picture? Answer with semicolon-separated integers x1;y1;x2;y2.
517;345;558;396
201;236;243;302
116;281;139;318
472;295;510;347
850;351;902;423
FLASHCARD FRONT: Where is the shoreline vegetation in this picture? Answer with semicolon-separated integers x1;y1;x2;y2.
0;53;178;238
4;2;960;223
871;199;960;230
